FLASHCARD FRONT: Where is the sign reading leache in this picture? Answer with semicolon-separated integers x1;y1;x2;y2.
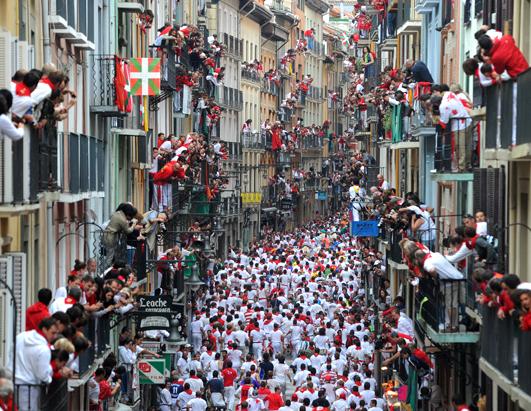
137;295;172;313
136;295;173;331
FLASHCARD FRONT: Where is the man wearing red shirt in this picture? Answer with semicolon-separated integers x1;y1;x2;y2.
221;361;238;410
25;288;52;331
478;34;529;78
265;386;284;410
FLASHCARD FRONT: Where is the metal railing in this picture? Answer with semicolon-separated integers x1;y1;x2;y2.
79;316;111;374
261;78;279;95
241;69;261;83
89;54;119;113
416;278;468;333
479;306;526;390
241;131;270;149
434;117;476;172
14;379;68;411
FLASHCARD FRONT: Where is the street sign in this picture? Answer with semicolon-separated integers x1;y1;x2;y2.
136;295;173;330
138;359;166;384
351;220;379;237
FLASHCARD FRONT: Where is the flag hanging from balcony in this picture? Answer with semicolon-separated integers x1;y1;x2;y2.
114;56;133;113
129;58;161;96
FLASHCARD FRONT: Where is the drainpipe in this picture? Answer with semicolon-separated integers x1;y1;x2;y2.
42;0;51;62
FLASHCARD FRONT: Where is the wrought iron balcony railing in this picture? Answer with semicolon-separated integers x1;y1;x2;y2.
89;54;127;117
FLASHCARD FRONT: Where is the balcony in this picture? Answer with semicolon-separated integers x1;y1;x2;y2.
415;0;440;13
305;0;329;14
261;20;290;42
415;278;480;344
480;307;531;398
215;86;243;111
261;78;279;95
483;69;531;157
241;69;261;84
299;133;323;150
15;380;68;411
220;195;241;218
433;118;479;173
307;40;325;57
266;0;297;27
90;55;128;117
242;131;271;149
239;0;273;24
49;0;95;49
307;85;323;101
221;33;243;60
0;125;54;205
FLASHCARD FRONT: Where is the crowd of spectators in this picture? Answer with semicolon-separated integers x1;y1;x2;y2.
0;63;76;149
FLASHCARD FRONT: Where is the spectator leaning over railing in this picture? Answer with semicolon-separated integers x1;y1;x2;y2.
14;317;58;410
103;203;142;267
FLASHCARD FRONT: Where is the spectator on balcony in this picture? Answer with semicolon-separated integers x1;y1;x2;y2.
25;288;52;331
496;274;520;320
430;91;472;171
404;60;434;84
414;249;464;280
518;284;531;331
103;203;141;266
15;317;58;408
11;70;40;123
49;286;82;314
31;69;64;106
242;119;252;134
478;34;529;78
0;89;25;141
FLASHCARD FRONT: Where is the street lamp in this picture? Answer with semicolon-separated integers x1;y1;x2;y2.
185;263;205;292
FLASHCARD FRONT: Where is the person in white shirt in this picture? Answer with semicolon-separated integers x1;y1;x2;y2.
360;382;375;404
0;89;25;141
186;392;207;411
367;398;384;411
159;380;173;411
185;369;204;393
190;313;204;352
433;91;472;170
416;250;464;280
331;392;349;411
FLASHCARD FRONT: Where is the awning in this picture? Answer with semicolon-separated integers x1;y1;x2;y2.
261;207;278;213
110;128;146;137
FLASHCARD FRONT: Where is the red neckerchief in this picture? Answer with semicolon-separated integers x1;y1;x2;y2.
36;329;52;348
40;77;56;91
421;253;432;265
16;82;31;96
466;235;479;250
185;389;193;395
65;296;77;305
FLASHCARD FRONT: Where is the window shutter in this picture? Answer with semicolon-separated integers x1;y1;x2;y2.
6;253;27;334
0;256;14;368
496;167;507;272
0;31;13;88
473;168;488;215
0;139;13;203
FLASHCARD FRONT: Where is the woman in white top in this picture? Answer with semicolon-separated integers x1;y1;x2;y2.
0;90;24;141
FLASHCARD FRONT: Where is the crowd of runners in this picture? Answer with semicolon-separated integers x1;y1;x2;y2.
161;210;429;411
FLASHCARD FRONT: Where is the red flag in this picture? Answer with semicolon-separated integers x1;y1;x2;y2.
114;56;127;112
